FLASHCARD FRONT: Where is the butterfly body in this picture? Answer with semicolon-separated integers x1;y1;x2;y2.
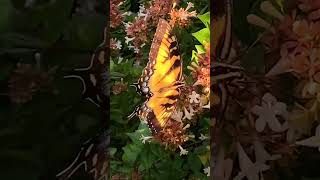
131;18;183;134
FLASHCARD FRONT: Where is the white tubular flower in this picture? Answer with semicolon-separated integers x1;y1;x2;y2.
125;36;135;45
178;145;188;156
140;134;153;144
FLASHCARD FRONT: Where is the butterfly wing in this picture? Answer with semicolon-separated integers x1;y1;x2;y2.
138;87;181;134
134;19;183;134
136;19;182;96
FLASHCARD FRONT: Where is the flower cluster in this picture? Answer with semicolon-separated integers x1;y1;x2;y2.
110;0;123;28
110;38;122;50
247;0;320;97
154;120;189;149
124;0;196;53
111;80;128;95
169;2;197;27
8;56;56;104
189;44;210;90
124;17;148;53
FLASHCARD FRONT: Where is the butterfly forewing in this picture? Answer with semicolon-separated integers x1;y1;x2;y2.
137;19;182;96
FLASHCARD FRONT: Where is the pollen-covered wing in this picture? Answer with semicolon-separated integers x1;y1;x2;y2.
136;18;183;134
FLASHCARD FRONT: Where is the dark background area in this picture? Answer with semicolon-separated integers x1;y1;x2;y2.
0;0;106;179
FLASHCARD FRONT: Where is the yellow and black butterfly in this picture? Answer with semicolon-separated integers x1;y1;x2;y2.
129;18;183;134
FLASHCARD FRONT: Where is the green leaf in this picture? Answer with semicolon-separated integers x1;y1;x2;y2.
191;50;199;62
195;45;205;54
197;12;210;28
126;122;150;144
110;148;117;156
138;145;158;170
274;0;284;12
192;28;210;46
0;0;12;33
122;143;142;163
187;153;202;173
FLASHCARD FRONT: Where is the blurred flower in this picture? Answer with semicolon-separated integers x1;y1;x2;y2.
155;120;189;148
147;0;179;25
189;91;200;103
292;20;320;45
124;36;135;45
199;133;208;140
296;124;320;151
110;0;123;28
8;61;56;104
115;40;122;50
212;148;233;180
171;109;183;122
203;166;210;177
178;145;188;156
183;106;194;120
140;134;153;144
110;38;122;50
169;2;197;27
190;45;210;90
122;11;132;17
251;93;288;132
112;81;128;95
234;143;270;180
254;140;281;163
298;0;320;12
125;17;148;50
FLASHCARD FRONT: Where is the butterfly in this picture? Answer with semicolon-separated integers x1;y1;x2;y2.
129;18;183;134
57;27;109;180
